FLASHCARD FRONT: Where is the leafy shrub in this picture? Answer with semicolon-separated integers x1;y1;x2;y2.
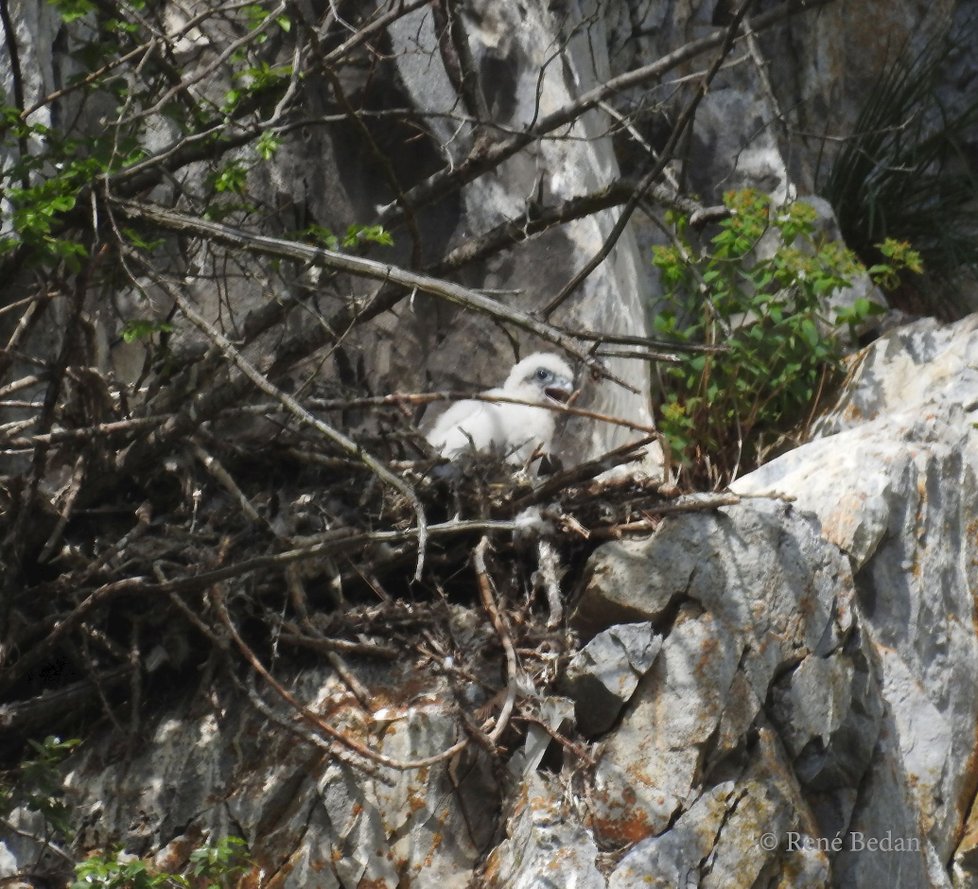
652;188;921;487
71;837;248;889
0;735;80;838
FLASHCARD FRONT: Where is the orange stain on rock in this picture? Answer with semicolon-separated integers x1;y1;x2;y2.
591;809;654;846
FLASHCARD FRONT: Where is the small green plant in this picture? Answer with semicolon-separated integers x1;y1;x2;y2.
299;223;394;252
71;837;248;889
0;736;80;838
187;836;249;885
341;223;394;249
212;161;249;195
72;853;164;889
121;319;174;344
49;0;97;23
0;106;145;267
652;188;921;486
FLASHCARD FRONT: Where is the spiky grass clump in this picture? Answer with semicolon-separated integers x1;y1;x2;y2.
819;32;978;315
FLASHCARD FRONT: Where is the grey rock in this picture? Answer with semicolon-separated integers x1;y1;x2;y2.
734;314;978;886
561;622;662;736
59;665;497;889
608;782;739;889
583;500;857;848
484;773;605;889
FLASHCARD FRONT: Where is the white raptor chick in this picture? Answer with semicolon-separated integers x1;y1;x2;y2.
427;352;575;465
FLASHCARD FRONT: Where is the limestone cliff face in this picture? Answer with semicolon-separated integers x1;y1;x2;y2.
5;312;971;889
1;2;977;888
566;314;978;888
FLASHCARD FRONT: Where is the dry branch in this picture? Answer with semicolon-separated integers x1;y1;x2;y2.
108;199;636;393
142;267;430;580
542;0;756;317
213;583;472;772
0;665;130;738
372;0;834;229
474;537;519;745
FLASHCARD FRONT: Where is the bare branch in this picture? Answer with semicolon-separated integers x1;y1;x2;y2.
319;0;430;67
432;179;727;274
212;584;472;772
109;198;636;392
474;537;519;744
141;266;430;582
542;0;757;318
374;0;835;229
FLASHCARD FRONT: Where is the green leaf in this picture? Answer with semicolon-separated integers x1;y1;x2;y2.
121;320;173;343
50;0;96;22
342;224;394;248
256;131;281;160
213;162;247;194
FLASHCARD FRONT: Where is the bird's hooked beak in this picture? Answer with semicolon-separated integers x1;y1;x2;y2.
545;380;575;405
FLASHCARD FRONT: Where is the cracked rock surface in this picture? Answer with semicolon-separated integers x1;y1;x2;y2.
6;319;977;889
487;314;978;889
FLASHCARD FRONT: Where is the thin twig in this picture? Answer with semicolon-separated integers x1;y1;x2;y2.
509;435;659;510
143;268;430;581
517;713;596;767
586;493;743;539
0;374;44;398
474;537;519;744
190;438;265;528
37;454;87;563
198;390;664;437
536;539;563;628
542;0;757;318
212;584;471;771
319;0;429;67
278;626;399;660
237;672;391;783
430;179;726;275
110;199;635;394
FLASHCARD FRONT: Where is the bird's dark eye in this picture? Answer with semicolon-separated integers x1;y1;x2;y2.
535;368;551;381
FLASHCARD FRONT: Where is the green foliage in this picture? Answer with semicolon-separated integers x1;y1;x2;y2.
121;320;173;343
4;0;296;271
299;223;395;252
49;0;96;23
255;131;281;161
342;224;394;249
187;836;249;885
72;854;164;889
224;62;293;112
820;34;978;312
0;736;80;838
242;4;292;34
869;237;925;289
0;104;146;266
301;224;341;250
212;161;248;194
652;189;918;486
121;228;164;252
71;838;248;889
